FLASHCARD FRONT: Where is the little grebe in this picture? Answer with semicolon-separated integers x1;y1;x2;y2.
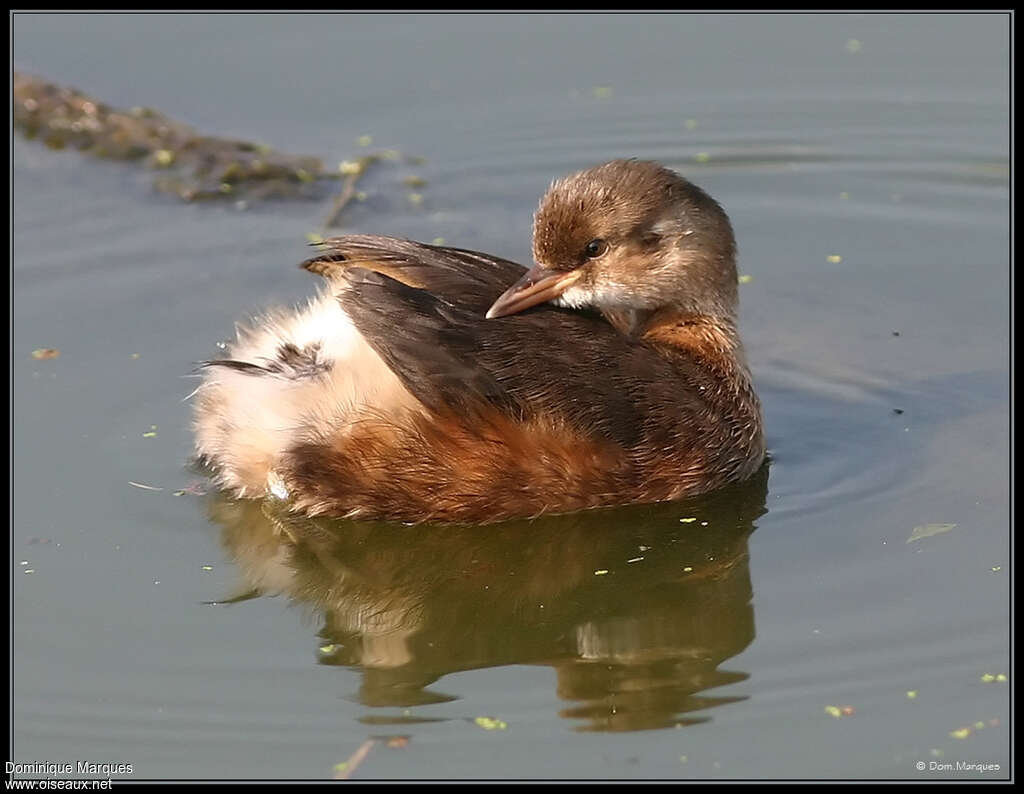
193;160;764;524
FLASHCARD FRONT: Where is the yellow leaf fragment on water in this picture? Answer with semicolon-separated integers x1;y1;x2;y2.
738;275;753;284
991;566;1002;572
474;716;508;731
338;160;363;175
824;705;843;719
845;38;863;54
130;352;141;359
594;569;609;576
306;232;325;245
684;119;698;130
591;85;613;98
332;762;349;775
319;644;340;654
694;152;711;163
826;255;842;264
431;237;446;246
408;192;424;205
679;517;698;523
974;721;986;730
906;690;918;699
683;567;693;572
950;727;972;740
839;191;849;200
31;348;60;359
356;135;373;147
154;149;175;166
906;523;957;543
996;674;1008;682
201;565;213;571
142;425;158;438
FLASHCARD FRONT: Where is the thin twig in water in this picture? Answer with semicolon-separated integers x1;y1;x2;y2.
324;155;380;228
334;738;377;780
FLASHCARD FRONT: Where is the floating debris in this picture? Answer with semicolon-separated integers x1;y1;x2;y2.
845;38;863;54
173;482;207;497
402;175;427;188
694;152;711;163
906;523;957;543
980;673;1008;683
679;517;698;523
14;72;418;215
593;569;609;576
684;119;698;130
14;72;339;203
473;716;508;731
407;192;424;206
906;690;918;699
31;348;60;359
591;85;613;99
826;254;842;264
824;705;855;719
738;275;753;284
142;425;158;438
128;481;164;491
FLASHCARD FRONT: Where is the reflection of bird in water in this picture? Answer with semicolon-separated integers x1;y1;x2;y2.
194;160;763;524
205;463;769;731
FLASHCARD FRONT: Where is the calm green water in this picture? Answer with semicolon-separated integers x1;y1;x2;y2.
13;13;1010;781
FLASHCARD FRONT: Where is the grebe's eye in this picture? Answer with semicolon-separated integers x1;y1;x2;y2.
584;238;608;259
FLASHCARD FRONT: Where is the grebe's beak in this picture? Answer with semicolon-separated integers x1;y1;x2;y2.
485;265;582;319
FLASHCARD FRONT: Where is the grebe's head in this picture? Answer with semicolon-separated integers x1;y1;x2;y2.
486;160;739;321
